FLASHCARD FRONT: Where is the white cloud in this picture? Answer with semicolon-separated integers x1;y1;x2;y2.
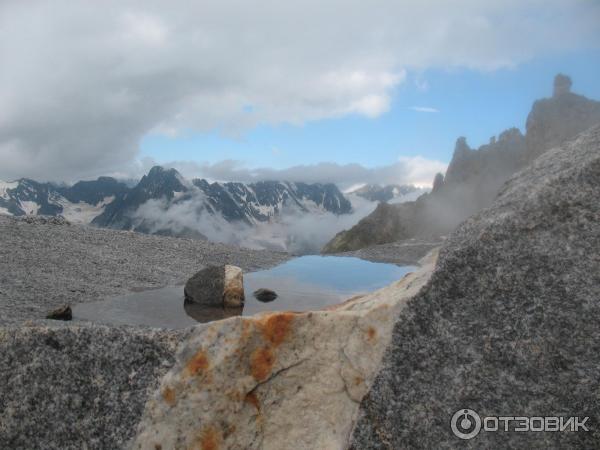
121;11;168;47
0;0;598;181
397;156;447;187
410;106;440;113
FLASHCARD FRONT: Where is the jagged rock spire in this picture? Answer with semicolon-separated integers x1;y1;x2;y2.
431;172;444;193
553;73;572;97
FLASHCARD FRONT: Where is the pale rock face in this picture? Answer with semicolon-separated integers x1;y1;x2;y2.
223;265;244;308
132;251;438;450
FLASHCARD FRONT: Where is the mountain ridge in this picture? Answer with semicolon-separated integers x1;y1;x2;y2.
0;167;354;238
322;74;600;253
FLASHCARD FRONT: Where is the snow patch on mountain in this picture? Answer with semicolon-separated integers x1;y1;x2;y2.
57;196;115;224
387;188;429;204
348;183;426;203
19;200;40;215
0;181;18;200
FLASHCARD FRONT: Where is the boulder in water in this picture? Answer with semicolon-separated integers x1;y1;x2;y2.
184;265;245;308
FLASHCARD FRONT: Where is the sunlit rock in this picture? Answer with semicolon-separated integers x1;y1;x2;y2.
184;264;245;308
132;252;438;449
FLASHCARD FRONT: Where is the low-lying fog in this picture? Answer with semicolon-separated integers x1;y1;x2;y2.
132;192;424;254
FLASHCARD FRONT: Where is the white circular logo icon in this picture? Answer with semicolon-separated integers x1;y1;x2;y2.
451;409;481;440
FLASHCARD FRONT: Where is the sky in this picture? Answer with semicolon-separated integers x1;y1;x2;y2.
1;0;599;187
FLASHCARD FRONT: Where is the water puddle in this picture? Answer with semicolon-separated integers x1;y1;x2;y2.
74;255;416;328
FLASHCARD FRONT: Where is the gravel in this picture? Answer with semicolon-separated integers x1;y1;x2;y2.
0;325;183;450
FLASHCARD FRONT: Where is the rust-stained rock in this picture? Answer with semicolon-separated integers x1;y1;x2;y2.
132;250;437;450
250;347;275;382
184;349;210;377
161;386;177;407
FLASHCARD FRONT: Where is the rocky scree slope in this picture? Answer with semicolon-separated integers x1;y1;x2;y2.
350;125;600;449
323;74;600;253
0;214;287;326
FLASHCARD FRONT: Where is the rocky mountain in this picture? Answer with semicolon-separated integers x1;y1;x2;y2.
191;178;352;223
323;74;600;253
90;166;190;231
524;73;600;162
0;177;129;223
92;166;352;235
350;124;600;449
0;166;352;239
349;183;422;203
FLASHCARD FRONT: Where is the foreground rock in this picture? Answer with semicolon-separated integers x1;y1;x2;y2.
350;126;600;448
132;252;437;449
0;326;181;449
184;264;245;308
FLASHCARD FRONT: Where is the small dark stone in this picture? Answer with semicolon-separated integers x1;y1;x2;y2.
253;288;278;303
46;305;72;321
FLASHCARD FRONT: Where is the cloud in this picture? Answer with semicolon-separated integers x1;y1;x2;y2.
134;155;448;188
132;189;380;253
0;0;599;181
410;106;440;113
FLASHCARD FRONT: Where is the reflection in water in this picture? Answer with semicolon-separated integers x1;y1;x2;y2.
74;285;198;328
74;256;416;328
183;299;243;323
253;288;278;303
